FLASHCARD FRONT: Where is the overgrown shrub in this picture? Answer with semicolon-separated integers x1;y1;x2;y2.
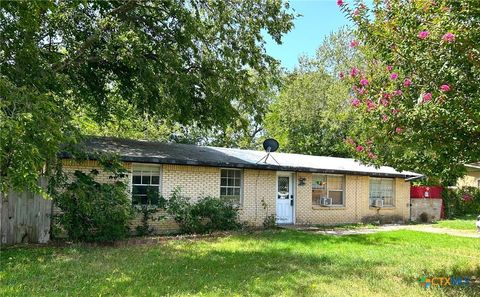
165;189;241;234
442;187;480;218
53;169;133;242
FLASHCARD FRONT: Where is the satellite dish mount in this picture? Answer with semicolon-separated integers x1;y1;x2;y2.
257;138;280;165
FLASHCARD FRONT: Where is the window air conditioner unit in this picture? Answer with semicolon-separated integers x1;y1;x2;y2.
320;197;332;206
373;199;384;208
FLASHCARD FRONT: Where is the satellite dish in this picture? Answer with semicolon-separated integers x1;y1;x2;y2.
263;138;279;153
257;138;280;164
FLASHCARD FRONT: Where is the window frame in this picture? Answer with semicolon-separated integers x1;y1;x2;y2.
311;174;345;206
369;177;395;207
219;168;243;206
131;164;162;207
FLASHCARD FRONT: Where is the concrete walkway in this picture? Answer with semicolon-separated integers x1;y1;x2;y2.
287;224;480;238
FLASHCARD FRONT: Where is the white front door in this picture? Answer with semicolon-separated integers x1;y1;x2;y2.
276;173;294;224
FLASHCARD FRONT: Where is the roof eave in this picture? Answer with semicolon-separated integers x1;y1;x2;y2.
60;153;417;179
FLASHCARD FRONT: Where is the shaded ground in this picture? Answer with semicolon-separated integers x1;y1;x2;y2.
1;230;479;297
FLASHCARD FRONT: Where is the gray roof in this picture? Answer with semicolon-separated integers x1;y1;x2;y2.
65;137;420;178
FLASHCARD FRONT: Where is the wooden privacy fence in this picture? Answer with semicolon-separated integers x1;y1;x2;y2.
0;178;52;245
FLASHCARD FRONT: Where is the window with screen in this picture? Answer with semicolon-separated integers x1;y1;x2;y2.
312;175;345;206
220;169;242;205
369;177;394;206
132;165;161;206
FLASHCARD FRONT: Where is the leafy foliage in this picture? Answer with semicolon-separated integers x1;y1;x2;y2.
442;187;480;218
134;189;165;236
53;169;133;242
0;0;295;193
338;1;480;181
265;29;360;157
164;189;241;234
0;79;75;195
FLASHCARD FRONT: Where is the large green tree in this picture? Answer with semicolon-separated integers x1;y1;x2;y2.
338;0;480;183
0;0;295;193
265;29;360;157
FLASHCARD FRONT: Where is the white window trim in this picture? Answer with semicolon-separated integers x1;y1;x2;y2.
312;174;346;206
369;177;395;207
131;163;162;206
219;168;244;206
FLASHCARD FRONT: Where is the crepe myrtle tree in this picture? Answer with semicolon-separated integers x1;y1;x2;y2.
0;0;295;194
337;0;480;183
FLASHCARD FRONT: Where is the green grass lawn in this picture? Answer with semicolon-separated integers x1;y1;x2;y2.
434;215;478;232
1;230;479;297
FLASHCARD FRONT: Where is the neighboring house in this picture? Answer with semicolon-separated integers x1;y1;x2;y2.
60;137;420;232
457;163;480;188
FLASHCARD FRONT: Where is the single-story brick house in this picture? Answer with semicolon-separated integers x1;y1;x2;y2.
457;162;480;188
61;137;420;232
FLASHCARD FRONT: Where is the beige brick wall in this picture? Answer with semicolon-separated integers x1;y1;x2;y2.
241;169;276;226
58;160;411;234
295;174;410;225
162;165;219;199
457;171;480;188
59;160;177;233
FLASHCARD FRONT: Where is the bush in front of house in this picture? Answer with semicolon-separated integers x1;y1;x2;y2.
54;170;133;242
442;187;480;219
165;189;241;234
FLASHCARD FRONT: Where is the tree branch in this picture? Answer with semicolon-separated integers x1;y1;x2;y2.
53;0;139;72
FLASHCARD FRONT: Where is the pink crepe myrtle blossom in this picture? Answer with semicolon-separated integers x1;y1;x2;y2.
393;89;403;96
462;194;473;202
368;152;377;159
350;67;359;77
422;92;433;103
356;145;364;152
351;98;361;107
392;108;400;115
366;99;376;111
440;84;451;92
418;31;429;39
389;73;398;80
403;78;412;87
339;72;345;79
380;98;389;107
382;114;389;122
395;127;403;134
360;78;369;86
353;8;360;15
442;32;455;43
337;0;344;6
386;65;393;72
352;86;366;95
350;40;359;47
